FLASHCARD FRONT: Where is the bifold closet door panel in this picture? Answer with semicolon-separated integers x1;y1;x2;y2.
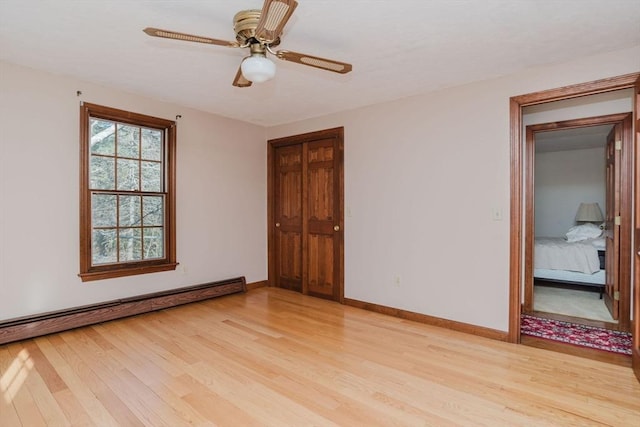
274;144;303;292
305;139;340;300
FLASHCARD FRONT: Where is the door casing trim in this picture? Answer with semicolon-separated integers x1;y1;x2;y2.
509;72;640;343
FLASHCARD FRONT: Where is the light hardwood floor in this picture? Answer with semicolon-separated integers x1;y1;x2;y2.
1;288;638;426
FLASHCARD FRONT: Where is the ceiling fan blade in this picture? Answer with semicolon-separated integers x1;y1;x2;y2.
275;50;353;74
232;66;252;88
143;27;239;48
254;0;298;44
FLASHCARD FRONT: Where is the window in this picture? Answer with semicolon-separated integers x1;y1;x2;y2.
79;103;177;281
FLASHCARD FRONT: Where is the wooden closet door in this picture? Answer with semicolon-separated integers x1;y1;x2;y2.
269;128;344;302
273;144;303;292
305;138;341;300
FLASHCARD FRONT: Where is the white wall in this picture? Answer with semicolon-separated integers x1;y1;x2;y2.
535;147;605;237
1;45;638;330
0;61;267;321
267;45;640;332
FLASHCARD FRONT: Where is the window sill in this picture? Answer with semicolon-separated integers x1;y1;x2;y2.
79;262;178;282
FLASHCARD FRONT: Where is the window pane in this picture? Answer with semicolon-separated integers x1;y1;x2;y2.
142;196;163;226
119;228;142;262
119;195;141;227
143;228;164;259
117;159;140;191
117;125;140;158
142;128;162;161
90;156;115;190
92;194;117;227
90;119;115;155
92;229;117;265
141;161;162;192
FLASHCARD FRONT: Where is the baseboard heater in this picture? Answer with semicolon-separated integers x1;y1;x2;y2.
0;276;246;345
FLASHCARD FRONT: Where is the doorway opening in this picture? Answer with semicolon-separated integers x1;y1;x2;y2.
508;73;640;371
523;113;632;333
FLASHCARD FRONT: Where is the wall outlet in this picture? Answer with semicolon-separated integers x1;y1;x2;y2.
491;208;503;221
393;275;401;286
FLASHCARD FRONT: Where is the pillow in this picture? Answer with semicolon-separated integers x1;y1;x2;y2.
566;223;602;242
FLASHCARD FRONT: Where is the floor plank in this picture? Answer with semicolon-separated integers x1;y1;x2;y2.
4;343;47;426
1;288;638;426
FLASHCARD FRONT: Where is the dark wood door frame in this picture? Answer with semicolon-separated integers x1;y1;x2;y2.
509;72;640;344
267;127;345;302
634;78;640;381
523;113;633;331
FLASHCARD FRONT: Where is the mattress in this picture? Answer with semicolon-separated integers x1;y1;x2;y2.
534;237;601;274
533;268;605;285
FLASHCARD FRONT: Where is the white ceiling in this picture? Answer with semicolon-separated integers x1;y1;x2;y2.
1;0;639;126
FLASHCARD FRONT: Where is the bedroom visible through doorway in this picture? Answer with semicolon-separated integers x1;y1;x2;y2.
530;123;610;325
523;111;633;334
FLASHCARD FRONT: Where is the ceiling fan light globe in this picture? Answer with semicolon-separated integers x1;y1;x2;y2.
240;56;276;83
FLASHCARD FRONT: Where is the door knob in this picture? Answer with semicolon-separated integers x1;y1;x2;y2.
275;222;280;228
334;225;340;231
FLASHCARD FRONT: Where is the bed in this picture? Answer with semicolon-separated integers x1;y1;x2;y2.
534;234;606;298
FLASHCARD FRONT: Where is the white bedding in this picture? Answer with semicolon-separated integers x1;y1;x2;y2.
590;237;606;250
534;237;600;274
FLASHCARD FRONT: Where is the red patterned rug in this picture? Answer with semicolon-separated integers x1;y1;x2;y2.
521;314;632;355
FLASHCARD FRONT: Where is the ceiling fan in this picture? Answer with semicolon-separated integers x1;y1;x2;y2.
143;0;352;88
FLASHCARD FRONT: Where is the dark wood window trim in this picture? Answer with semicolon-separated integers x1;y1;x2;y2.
79;103;177;281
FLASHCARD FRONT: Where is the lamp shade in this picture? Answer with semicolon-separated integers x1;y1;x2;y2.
240;55;276;83
575;202;604;222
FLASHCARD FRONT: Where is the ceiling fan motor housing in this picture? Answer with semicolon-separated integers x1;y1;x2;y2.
233;9;280;47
